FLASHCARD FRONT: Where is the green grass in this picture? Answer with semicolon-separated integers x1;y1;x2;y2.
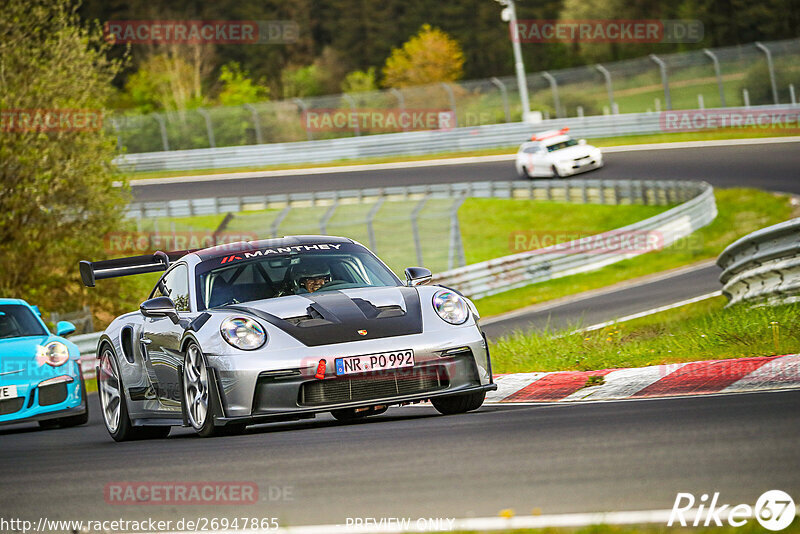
125;129;800;180
473;188;796;318
491;296;800;373
460;199;669;265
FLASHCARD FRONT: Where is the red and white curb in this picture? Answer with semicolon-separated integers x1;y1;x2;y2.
487;354;800;403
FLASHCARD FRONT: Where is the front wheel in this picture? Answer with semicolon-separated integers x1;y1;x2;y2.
519;166;532;179
551;165;562;178
183;343;244;437
431;391;485;415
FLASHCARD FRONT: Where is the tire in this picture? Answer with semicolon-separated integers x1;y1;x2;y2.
183;342;243;437
98;344;170;442
331;405;388;422
551;165;562;178
519;166;532;179
431;390;486;415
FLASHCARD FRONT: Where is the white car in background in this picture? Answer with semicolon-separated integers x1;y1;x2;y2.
515;128;603;178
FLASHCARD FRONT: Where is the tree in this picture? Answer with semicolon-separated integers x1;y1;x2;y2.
382;24;465;88
217;62;269;106
341;68;378;93
0;0;130;316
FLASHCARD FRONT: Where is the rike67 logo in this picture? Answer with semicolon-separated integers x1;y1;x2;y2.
669;490;796;531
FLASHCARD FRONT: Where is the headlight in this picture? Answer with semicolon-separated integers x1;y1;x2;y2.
41;341;70;367
220;317;266;350
432;289;470;325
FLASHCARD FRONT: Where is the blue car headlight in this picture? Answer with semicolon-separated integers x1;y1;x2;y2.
220;317;267;350
39;341;70;367
432;289;470;325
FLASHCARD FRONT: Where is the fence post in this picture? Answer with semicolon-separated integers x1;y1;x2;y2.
755;42;779;105
197;108;216;148
447;195;467;270
293;98;313;141
649;54;672;111
319;198;338;234
342;93;360;136
440;83;458;127
790;84;797;105
270;205;291;238
698;94;705;109
152;113;169;151
109;116;123;151
390;88;408;131
490;77;511;123
366;198;385;251
410;196;428;266
743;89;750;108
703;49;726;107
594;64;616;113
244;104;264;144
542;72;562;118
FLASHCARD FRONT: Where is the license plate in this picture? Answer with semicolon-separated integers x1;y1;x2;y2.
0;385;18;400
335;350;414;376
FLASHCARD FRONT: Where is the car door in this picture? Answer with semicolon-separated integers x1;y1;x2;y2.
141;263;191;407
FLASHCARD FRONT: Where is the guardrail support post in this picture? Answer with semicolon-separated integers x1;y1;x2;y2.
153;113;169;151
703;49;726;107
755;42;779;105
649;54;672;111
440;83;458;127
293;98;313;141
490;77;511;123
244;104;264;144
197;108;216;148
594;64;615;114
411;196;428;266
366;198;385;251
542;72;562;118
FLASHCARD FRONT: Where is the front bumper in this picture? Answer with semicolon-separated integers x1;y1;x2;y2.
0;360;86;426
556;156;603;176
206;324;494;422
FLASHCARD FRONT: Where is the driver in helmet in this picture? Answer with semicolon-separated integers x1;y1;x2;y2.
293;258;332;293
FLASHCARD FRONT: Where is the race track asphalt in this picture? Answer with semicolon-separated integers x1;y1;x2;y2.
1;389;798;529
131;140;800;202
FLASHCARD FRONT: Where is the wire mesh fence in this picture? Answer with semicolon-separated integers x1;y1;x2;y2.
110;39;800;153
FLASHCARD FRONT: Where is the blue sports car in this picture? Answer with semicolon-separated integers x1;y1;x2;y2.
0;298;88;428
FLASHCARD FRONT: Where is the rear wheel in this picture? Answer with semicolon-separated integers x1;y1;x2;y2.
183;343;244;437
98;345;169;441
432;391;485;415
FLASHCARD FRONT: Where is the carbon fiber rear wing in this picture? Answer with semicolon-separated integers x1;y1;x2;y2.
79;250;190;287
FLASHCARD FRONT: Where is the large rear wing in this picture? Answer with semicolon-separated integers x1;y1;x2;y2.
79;250;190;287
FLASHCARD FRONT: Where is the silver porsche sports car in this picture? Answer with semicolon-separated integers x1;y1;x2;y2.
80;236;495;441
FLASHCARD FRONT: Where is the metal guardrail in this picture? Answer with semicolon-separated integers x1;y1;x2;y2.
717;218;800;305
69;332;102;379
434;181;716;299
114;104;800;173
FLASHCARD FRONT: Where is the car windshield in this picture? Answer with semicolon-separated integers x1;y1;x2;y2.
0;304;47;339
196;243;402;309
546;139;578;152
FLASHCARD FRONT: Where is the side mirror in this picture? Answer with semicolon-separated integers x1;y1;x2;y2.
404;267;432;287
578;139;587;145
56;321;76;337
140;296;180;325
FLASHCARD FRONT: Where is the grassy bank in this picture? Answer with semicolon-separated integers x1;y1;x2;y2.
473;188;797;318
126;129;799;180
491;296;800;374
